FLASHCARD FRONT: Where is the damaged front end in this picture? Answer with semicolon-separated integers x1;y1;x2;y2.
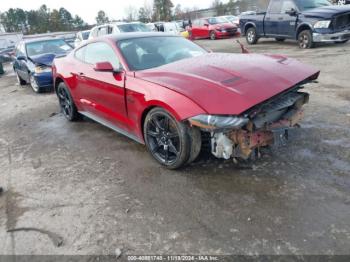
188;86;310;160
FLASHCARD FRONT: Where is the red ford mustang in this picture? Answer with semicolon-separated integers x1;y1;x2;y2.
52;32;319;169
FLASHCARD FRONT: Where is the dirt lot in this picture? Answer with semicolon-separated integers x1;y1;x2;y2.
0;37;349;256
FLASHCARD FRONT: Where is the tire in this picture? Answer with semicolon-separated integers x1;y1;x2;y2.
144;107;192;169
29;74;42;93
16;71;27;85
337;0;346;5
246;27;258;45
210;31;216;40
298;30;314;49
57;82;80;121
275;37;286;42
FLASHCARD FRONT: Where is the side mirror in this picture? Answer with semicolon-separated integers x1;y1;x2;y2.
286;9;297;16
93;61;123;74
17;55;27;61
204;23;209;27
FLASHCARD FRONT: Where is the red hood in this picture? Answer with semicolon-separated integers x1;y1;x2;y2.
216;23;237;29
136;53;319;115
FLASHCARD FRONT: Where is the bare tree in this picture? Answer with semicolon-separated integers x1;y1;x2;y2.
125;5;138;21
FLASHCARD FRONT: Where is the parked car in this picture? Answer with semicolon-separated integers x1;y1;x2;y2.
74;30;90;47
152;22;190;38
89;22;151;40
13;38;73;93
240;0;350;48
0;46;15;62
52;32;319;169
336;0;350;4
189;17;238;40
219;15;240;26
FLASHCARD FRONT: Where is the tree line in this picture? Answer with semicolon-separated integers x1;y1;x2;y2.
0;5;88;34
0;0;271;34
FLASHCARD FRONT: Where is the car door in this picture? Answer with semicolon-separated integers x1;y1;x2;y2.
279;0;298;37
199;19;210;38
79;41;128;129
191;20;201;39
264;0;282;36
14;42;29;81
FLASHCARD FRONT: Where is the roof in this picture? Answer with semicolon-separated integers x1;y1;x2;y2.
105;32;179;42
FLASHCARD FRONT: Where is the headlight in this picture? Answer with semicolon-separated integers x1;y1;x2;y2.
188;115;249;131
34;66;52;74
314;20;331;29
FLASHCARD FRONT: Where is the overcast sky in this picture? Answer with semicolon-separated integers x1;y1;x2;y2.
0;0;223;24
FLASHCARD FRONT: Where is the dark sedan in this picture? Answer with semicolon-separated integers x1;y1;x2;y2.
13;38;72;93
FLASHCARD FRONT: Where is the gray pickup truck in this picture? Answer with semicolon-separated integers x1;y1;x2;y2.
240;0;350;48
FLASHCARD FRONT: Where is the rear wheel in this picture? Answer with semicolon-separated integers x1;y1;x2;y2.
337;0;346;5
57;82;80;121
246;27;258;45
144;107;192;169
298;30;314;49
210;31;216;40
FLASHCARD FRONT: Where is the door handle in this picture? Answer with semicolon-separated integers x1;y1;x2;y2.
278;17;283;20
265;17;271;21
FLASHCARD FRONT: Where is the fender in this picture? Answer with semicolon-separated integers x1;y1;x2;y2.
295;22;314;39
244;22;257;35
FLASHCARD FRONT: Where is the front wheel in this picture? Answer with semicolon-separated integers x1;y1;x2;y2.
210;31;216;40
246;27;258;45
144;108;192;169
298;30;314;49
29;74;41;93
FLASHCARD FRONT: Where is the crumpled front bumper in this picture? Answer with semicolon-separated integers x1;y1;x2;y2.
313;29;350;42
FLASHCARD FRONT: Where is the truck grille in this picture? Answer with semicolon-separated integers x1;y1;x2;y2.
333;13;350;30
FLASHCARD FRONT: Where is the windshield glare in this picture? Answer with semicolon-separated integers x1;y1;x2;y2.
26;39;72;57
208;17;228;25
118;36;207;71
117;23;152;33
297;0;332;10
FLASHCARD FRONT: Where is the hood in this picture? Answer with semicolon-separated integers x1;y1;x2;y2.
214;23;237;29
302;5;350;19
136;53;319;116
29;53;57;66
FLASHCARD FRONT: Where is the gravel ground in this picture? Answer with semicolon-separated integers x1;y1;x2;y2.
0;37;349;256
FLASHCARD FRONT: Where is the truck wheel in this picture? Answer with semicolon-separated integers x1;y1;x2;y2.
246;27;258;45
210;31;216;40
275;37;286;42
298;30;314;49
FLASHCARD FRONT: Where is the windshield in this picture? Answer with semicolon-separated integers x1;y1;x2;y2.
297;0;332;10
117;23;152;33
118;36;207;71
208;17;228;25
26;39;72;57
225;16;238;21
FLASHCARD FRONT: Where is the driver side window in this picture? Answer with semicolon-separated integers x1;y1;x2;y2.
84;42;121;69
281;0;297;13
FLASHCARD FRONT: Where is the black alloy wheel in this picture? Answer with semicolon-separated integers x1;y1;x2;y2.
57;82;79;121
144;108;191;169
